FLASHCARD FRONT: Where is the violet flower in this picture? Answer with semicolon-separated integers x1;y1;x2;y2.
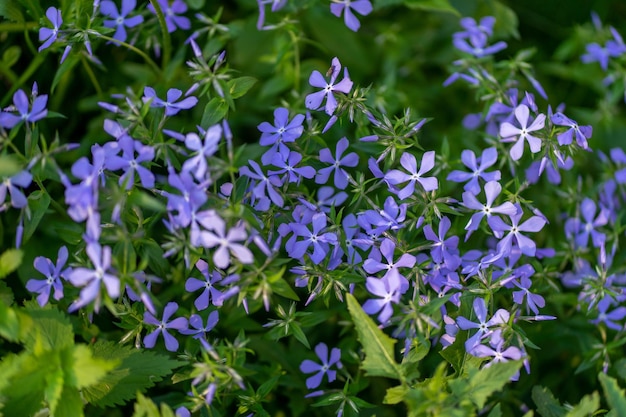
199;219;254;269
67;244;119;312
305;57;353;115
384;151;438;200
446;147;501;195
105;136;155;189
143;87;198;116
26;246;71;307
143;302;189;352
330;0;373;32
362;274;403;324
499;104;545;161
0;170;33;210
100;0;144;43
488;204;547;257
456;298;510;352
38;7;62;52
315;137;359;189
299;343;342;389
147;0;191;33
0;87;48;129
258;107;305;165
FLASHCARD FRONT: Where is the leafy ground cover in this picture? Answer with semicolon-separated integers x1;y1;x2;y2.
2;0;626;416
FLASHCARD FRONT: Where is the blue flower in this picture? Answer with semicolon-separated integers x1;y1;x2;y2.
305;57;353;115
38;7;62;52
26;246;71;307
100;0;144;43
330;0;372;32
299;343;342;389
143;302;189;351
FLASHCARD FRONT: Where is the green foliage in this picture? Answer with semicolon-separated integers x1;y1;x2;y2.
132;393;177;417
0;248;22;279
449;361;522;409
82;341;185;407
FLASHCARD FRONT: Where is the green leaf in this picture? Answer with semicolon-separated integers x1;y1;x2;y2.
0;248;23;279
22;304;74;350
201;97;229;127
67;344;119;389
271;278;300;301
488;403;502;417
2;45;21;68
23;190;51;243
0;154;22;177
615;358;626;382
599;373;626;416
0;299;20;340
44;363;65;415
384;385;408;405
0;0;24;22
346;293;403;380
54;386;84;417
565;392;600;417
449;360;522;409
228;76;257;99
52;55;80;93
82;341;185;407
532;385;565;417
404;0;459;15
132;392;176;417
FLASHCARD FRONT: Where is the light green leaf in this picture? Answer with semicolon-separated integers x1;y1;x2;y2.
565;392;600;417
532;386;565;417
54;385;84;417
599;373;626;417
0;154;22;177
22;304;74;351
45;362;64;415
346;293;403;380
449;360;522;409
228;76;257;99
201;97;229;127
132;392;174;417
384;385;408;405
82;341;185;407
0;249;23;279
488;403;502;417
67;344;119;389
2;45;21;68
404;0;459;15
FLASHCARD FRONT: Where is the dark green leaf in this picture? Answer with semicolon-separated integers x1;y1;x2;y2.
201;97;229;127
532;385;565;417
449;360;522;409
404;0;459;15
0;0;24;22
23;190;51;243
228;76;257;99
599;373;626;417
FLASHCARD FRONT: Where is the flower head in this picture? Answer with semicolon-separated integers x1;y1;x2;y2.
300;343;342;389
330;0;373;32
100;0;144;43
38;7;62;52
305;57;353;116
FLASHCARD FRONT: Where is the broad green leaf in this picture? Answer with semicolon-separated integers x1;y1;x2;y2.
132;392;173;417
449;360;522;409
566;392;600;417
201;97;229;127
54;385;84;417
22;304;74;350
0;248;23;279
599;373;626;417
44;362;64;415
67;344;119;389
0;0;24;22
2;45;21;68
228;76;257;99
532;385;565;417
23;190;51;243
0;154;22;177
346;293;403;380
384;385;408;405
439;332;482;377
404;0;459;15
83;341;185;407
488;403;502;417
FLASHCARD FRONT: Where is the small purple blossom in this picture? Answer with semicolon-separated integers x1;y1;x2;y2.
488;204;547;257
330;0;373;32
0;170;33;210
456;298;510;351
461;181;518;240
447;147;501;195
299;343;342;389
564;198;608;249
471;331;523;370
38;7;62;52
67;244;119;312
268;151;315;184
512;276;545;315
551;112;592;149
180;311;219;339
305;57;353;116
26;246;71;307
258;107;305;164
0;87;48;129
100;0;144;43
181;124;222;180
384;151;438;200
199;217;254;269
143;87;198;116
363;238;414;290
144;302;189;352
148;0;191;33
285;212;338;264
499;104;545;161
315;137;359;189
239;160;284;208
256;0;287;30
362;273;403;324
453;16;507;57
105;136;155;189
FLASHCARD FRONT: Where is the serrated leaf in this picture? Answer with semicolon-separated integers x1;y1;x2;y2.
0;0;24;22
228;76;257;99
565;392;600;417
22;304;74;350
132;392;175;417
201;97;229;127
599;373;626;416
23;190;51;243
0;248;23;279
404;0;459;15
68;344;119;389
346;293;403;380
532;385;565;417
449;360;522;409
82;341;185;407
384;385;408;405
45;363;64;415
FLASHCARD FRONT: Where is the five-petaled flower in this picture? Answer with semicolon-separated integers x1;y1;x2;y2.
144;302;189;351
300;342;342;389
147;0;191;33
0;86;48;129
100;0;144;43
38;7;62;52
499;104;545;161
143;87;198;116
26;246;71;307
305;57;353;115
384;151;438;200
330;0;373;32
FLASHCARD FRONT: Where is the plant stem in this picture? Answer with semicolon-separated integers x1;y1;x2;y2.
148;0;172;73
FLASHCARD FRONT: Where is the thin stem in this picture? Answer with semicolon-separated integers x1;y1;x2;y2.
80;55;103;97
148;0;172;72
95;34;162;75
0;22;38;32
288;30;301;90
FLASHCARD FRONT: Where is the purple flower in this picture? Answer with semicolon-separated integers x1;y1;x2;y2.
461;181;518;240
456;298;510;351
590;297;626;331
258;107;305;165
199;219;254;269
0;170;32;210
100;0;144;43
26;246;71;307
0;87;48;129
268;151;315;184
384;151;438;200
239;160;284;208
142;87;198;116
499;104;545;161
550;112;592;149
143;302;189;352
453;16;507;57
185;259;240;309
359;196;407;232
182;124;222;180
38;7;62;52
256;0;287;30
362;273;403;324
67;244;119;312
299;343;342;389
512;276;545;315
471;331;523;369
147;0;191;33
330;0;373;32
564;198;608;248
525;153;574;185
423;217;461;270
285;212;338;264
446;147;501;195
315;137;359;189
488;204;547;257
105;136;155;189
180;311;219;339
363;238;414;290
581;36;626;71
305;57;353;115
